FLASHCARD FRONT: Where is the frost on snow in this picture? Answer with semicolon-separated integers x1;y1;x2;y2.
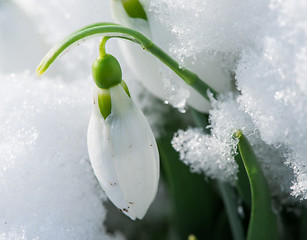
170;0;307;201
172;96;244;183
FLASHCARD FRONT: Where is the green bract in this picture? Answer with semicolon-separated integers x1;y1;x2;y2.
120;80;131;97
92;54;122;89
97;80;131;120
97;89;112;120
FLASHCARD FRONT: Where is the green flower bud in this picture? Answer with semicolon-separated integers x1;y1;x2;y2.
92;54;122;89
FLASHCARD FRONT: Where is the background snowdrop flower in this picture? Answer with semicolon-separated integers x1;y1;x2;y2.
87;53;160;220
111;0;233;112
111;0;165;101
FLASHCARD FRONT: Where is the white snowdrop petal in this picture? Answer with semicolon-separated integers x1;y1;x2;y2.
87;85;159;220
184;55;233;112
87;104;127;211
111;0;165;101
111;0;149;32
117;41;165;100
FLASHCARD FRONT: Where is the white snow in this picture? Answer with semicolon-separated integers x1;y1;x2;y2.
2;1;307;238
172;94;296;203
0;0;168;237
169;0;307;200
235;0;307;199
0;72;123;239
147;0;270;111
0;0;129;238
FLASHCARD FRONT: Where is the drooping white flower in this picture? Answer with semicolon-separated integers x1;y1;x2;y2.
111;0;233;113
87;83;159;220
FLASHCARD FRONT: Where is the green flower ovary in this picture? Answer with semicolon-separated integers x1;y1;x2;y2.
92;54;122;89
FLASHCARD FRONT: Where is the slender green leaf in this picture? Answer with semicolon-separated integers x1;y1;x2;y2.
235;153;251;207
299;207;307;240
158;136;222;240
217;181;245;240
190;108;245;240
236;130;278;240
212;209;232;240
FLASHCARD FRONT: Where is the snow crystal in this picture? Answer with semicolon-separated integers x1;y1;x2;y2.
172;95;249;183
144;0;269;111
0;72;121;239
172;94;296;203
172;127;238;182
154;0;307;201
235;0;307;199
149;0;269;58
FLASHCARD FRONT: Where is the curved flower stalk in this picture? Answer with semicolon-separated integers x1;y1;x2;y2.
111;0;232;112
88;52;160;220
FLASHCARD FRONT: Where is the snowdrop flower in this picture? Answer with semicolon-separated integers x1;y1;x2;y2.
87;53;160;220
111;0;232;112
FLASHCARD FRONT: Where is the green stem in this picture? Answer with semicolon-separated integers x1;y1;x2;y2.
99;37;109;57
36;23;218;101
189;107;245;240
